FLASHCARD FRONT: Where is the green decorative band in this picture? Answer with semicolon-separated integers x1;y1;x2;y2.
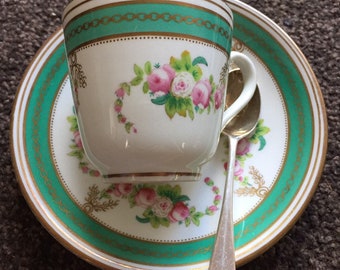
232;12;313;249
23;9;315;267
26;40;215;266
63;2;232;54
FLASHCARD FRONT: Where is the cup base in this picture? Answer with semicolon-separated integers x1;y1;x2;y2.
102;172;201;183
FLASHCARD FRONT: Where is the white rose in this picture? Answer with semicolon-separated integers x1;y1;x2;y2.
171;72;195;97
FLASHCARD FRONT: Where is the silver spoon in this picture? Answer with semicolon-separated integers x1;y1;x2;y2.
209;70;261;270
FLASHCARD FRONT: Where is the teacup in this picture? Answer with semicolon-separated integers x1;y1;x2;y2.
62;0;256;182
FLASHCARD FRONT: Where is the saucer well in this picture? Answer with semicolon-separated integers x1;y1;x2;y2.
11;0;327;269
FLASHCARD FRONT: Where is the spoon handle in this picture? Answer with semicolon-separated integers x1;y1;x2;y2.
209;136;238;270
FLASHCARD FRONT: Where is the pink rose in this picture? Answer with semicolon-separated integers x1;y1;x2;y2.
208;205;218;212
171;72;195;97
214;86;224;109
73;131;83;149
113;183;133;197
81;166;89;173
118;115;127;123
225;160;244;180
212;186;220;194
114;104;122;113
90;170;101;177
168;202;190;223
147;64;175;94
204;177;212;184
234;160;244;178
114;98;123;113
214;195;222;202
151;197;173;218
135;188;157;208
191;79;212;108
115;88;125;98
236;138;250;156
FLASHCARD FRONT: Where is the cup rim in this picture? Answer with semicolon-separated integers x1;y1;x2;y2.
62;0;233;26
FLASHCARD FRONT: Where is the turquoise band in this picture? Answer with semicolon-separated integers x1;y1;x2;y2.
63;2;232;54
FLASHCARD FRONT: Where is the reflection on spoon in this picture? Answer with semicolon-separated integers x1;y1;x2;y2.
209;71;261;270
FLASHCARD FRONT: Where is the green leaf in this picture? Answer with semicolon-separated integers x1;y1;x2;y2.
136;215;150;224
185;217;191;227
173;195;190;204
185;99;194;120
151;93;170;105
67;115;78;132
192;56;208;66
183;98;194;120
134;64;144;77
191;212;204;226
150;216;160;228
170;57;184;71
193;212;205;218
258;136;266;151
205;208;214;216
165;96;177;119
170;50;192;72
130;76;143;86
191;66;203;81
181;51;192;69
157;184;181;200
69;144;79;150
143;208;154;218
121;82;131;95
176;98;187;117
125;122;134;133
159;217;170;227
144;61;152;75
68;150;83;159
114;99;123;106
191;216;200;226
257;126;270;136
128;192;137;207
209;74;214;84
249;119;270;144
143;82;149;94
207;104;211;114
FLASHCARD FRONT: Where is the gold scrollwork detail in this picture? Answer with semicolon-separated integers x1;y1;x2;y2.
82;185;119;214
235;166;269;198
69;52;87;108
69;53;87;89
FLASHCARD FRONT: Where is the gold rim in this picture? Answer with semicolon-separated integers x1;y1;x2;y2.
10;0;328;268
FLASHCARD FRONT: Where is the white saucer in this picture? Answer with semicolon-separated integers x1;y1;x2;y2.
11;1;327;269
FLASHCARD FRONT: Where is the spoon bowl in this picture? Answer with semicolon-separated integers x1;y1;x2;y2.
209;71;261;270
223;86;261;138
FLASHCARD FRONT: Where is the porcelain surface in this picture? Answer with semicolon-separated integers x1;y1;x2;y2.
11;1;327;269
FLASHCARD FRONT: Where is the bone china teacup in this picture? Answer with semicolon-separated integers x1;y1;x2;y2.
62;0;256;182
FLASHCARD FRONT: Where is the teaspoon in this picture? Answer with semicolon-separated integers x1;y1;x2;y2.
209;70;261;270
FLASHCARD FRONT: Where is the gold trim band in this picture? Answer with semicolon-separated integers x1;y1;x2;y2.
103;172;200;179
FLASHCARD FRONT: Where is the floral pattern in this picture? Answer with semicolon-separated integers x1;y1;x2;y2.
113;50;228;133
223;119;270;196
67;115;101;177
67;106;271;228
90;178;221;228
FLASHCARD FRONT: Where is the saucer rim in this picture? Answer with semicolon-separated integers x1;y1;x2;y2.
10;0;328;268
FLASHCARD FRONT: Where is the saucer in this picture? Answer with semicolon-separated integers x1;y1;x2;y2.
11;0;327;269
